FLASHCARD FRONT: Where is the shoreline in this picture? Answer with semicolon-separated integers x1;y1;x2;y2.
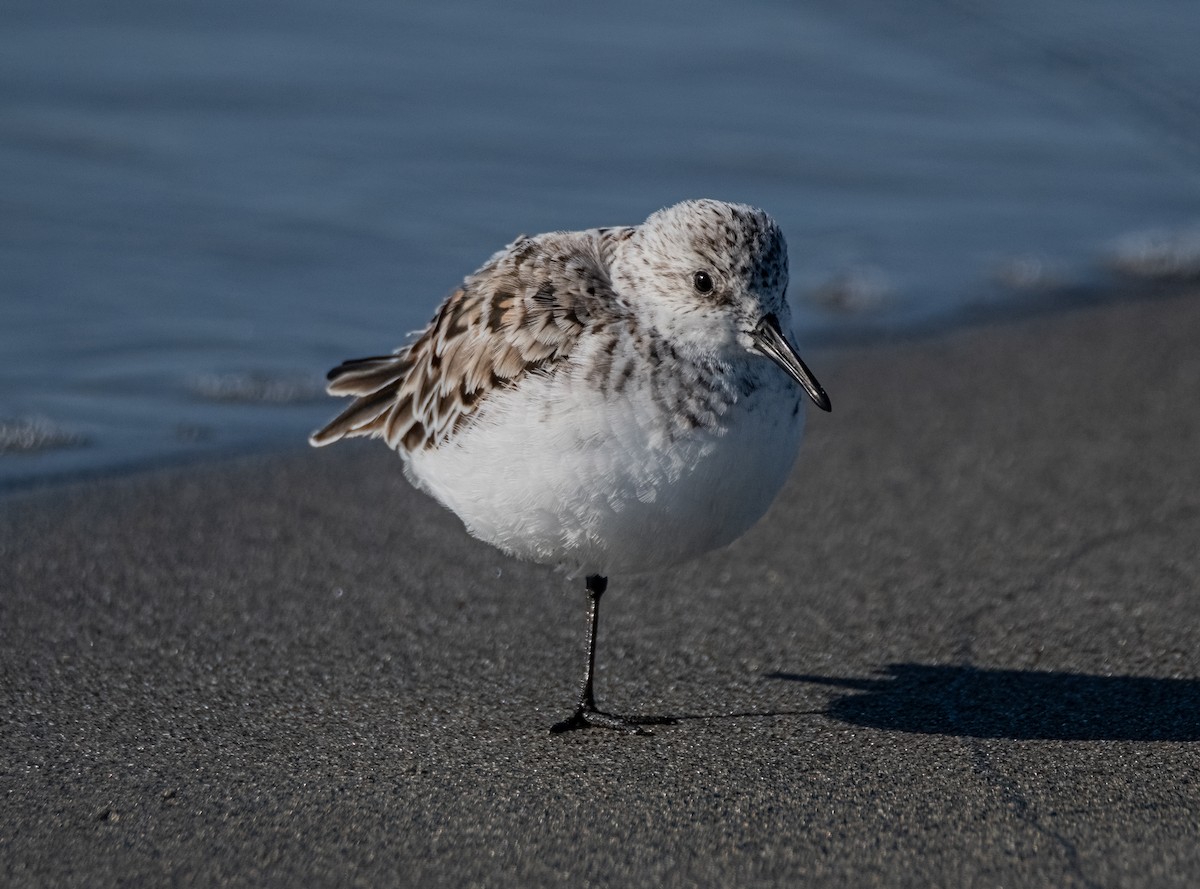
4;272;1199;501
3;287;1200;886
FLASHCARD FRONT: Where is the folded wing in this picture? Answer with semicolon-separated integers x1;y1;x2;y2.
309;228;631;453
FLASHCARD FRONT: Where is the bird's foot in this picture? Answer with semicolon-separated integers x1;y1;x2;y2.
549;706;677;736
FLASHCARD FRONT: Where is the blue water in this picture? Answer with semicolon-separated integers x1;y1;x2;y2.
3;0;1199;487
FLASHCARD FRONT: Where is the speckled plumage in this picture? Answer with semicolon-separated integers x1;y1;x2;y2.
311;199;830;732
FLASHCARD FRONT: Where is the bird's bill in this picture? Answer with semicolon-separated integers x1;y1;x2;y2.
752;315;832;412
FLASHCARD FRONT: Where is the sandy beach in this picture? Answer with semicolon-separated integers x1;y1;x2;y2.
3;288;1199;886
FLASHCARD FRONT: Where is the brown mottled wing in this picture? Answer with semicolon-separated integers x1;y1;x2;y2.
309;227;633;453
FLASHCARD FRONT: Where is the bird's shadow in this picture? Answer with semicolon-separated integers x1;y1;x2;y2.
765;663;1200;741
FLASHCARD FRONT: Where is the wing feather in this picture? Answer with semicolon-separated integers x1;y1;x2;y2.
309;226;634;452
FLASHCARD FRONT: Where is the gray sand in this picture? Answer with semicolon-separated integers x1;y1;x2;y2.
3;291;1200;887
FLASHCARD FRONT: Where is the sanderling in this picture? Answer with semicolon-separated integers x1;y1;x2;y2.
311;199;831;734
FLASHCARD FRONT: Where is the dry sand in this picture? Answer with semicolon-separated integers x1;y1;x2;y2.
3;288;1200;887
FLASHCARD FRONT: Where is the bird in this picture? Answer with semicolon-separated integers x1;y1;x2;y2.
310;199;831;734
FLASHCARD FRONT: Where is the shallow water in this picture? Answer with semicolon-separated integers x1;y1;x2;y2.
3;0;1199;487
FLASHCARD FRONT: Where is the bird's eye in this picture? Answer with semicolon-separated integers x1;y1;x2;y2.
692;271;714;294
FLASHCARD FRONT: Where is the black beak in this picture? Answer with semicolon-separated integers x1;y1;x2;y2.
751;314;831;412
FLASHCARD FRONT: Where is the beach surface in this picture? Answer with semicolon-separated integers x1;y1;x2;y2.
3;289;1200;887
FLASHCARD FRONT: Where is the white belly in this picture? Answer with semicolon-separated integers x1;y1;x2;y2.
403;362;806;576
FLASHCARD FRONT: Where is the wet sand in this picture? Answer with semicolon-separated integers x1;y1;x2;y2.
3;289;1200;886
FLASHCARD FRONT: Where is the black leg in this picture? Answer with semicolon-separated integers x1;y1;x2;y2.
578;574;605;711
550;575;669;735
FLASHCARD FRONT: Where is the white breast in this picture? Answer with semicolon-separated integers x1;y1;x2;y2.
403;355;806;576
